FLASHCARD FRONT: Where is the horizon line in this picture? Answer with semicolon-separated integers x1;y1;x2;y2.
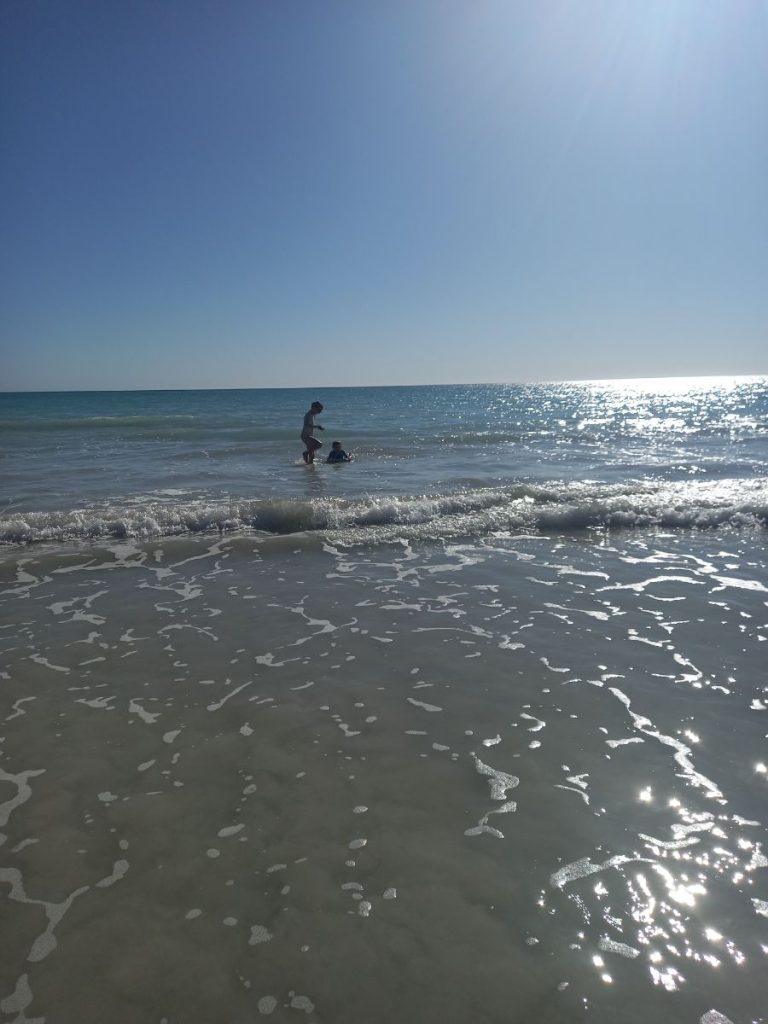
1;373;765;396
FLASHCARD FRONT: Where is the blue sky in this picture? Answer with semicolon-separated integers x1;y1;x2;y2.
2;0;767;390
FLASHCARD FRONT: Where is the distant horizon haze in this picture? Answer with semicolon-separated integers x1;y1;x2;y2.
1;372;764;396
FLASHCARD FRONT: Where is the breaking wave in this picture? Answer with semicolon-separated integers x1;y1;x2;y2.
2;479;766;546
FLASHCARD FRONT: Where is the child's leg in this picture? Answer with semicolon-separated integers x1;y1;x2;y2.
301;433;313;463
307;437;322;463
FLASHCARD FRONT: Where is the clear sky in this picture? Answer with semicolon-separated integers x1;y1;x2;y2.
2;0;767;390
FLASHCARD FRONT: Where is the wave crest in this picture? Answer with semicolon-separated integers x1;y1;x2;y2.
2;479;767;547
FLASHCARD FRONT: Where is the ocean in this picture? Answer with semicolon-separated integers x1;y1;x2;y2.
1;379;767;1024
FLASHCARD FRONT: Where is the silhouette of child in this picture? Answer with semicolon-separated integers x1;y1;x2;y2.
326;441;352;464
301;401;324;463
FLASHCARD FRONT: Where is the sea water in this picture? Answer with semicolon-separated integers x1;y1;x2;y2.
1;379;767;1023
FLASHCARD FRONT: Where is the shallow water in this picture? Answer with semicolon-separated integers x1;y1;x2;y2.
2;378;767;543
2;529;766;1023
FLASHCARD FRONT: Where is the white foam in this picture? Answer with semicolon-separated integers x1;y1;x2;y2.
464;798;517;840
28;653;70;674
10;838;39;854
0;768;45;829
289;994;315;1013
550;854;650;889
471;754;519;800
128;699;160;724
95;859;129;888
406;697;443;712
0;867;90;964
481;735;502;747
5;476;768;546
5;697;36;723
218;824;244;838
76;695;115;710
520;713;545;731
0;973;34;1017
207;679;256;711
598;936;640;959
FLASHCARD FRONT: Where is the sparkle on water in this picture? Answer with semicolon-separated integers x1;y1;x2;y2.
0;376;766;1022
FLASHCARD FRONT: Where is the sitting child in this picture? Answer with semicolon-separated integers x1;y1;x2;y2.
326;441;352;464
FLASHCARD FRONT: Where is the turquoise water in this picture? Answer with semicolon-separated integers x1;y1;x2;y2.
1;377;767;543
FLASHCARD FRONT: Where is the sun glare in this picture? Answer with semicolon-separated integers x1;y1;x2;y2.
579;376;752;395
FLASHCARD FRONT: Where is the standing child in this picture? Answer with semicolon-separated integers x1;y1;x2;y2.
301;401;324;463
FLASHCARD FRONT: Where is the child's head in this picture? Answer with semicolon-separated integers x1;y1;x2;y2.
331;441;342;450
311;401;323;412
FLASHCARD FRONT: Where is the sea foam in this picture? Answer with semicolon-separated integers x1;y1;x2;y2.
2;478;766;546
